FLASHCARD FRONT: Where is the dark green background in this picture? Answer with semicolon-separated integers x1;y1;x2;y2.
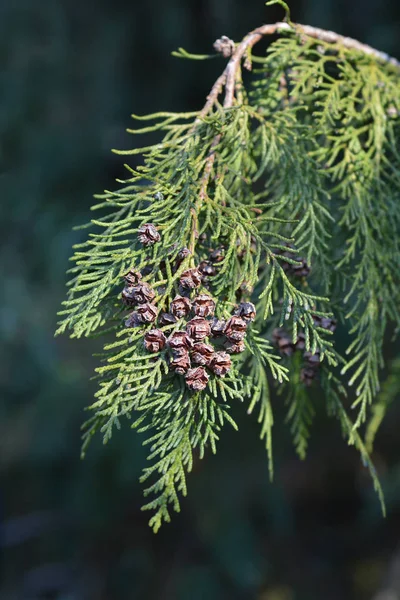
1;1;400;598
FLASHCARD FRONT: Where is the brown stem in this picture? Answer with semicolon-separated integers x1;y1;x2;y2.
189;21;399;253
215;21;399;116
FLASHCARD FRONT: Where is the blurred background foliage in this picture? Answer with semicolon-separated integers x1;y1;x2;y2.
1;0;400;598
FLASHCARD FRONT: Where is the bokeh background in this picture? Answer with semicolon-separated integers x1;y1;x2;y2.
1;1;400;598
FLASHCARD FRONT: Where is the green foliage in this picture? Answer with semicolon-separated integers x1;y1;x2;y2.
266;0;292;24
57;22;400;530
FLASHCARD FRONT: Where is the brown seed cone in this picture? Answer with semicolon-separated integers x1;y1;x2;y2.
138;223;161;246
122;282;155;306
136;303;158;323
313;315;337;332
275;245;295;257
158;312;177;326
144;329;166;353
295;332;306;351
185;366;209;391
209;351;232;377
272;327;286;342
210;318;226;337
123;268;142;286
199;261;216;277
209;247;224;263
295;266;311;277
234;302;256;322
278;338;295;357
322;317;337;332
124;312;141;328
224;316;247;342
191;342;214;366
291;258;311;278
304;349;321;367
192;294;216;318
176;247;191;264
170;349;191;375
179;268;202;290
186;316;211;341
275;245;310;278
170;295;191;318
280;252;310;278
224;339;245;354
168;331;194;350
300;366;317;386
121;286;136;307
272;328;295;357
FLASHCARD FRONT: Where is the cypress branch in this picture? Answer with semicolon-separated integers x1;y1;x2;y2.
57;4;400;530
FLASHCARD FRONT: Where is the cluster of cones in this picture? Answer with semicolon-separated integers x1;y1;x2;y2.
273;315;336;386
274;245;311;278
141;296;255;391
119;223;256;391
129;293;255;392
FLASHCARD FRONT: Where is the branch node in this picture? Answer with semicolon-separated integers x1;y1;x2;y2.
213;36;235;58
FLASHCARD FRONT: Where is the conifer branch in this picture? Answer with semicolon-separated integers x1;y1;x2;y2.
200;21;399;124
57;9;400;530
